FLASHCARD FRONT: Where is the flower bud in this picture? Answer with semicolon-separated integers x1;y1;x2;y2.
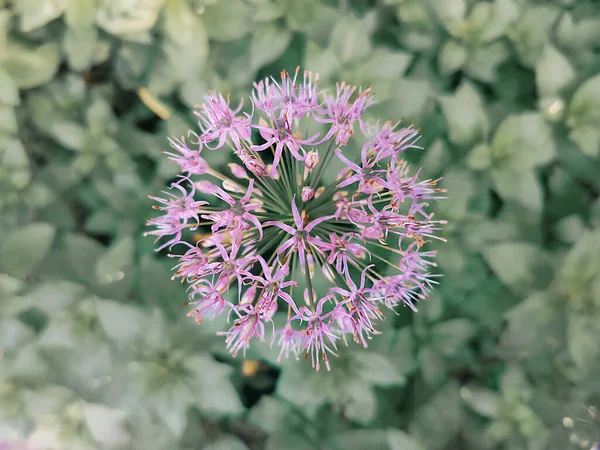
301;186;314;202
246;158;266;176
304;150;319;169
228;163;248;179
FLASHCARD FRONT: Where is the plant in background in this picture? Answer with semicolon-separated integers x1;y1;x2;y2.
147;68;446;371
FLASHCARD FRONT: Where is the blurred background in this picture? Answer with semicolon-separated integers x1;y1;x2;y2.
1;0;600;449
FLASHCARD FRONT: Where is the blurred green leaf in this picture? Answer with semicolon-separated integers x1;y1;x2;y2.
65;0;96;26
16;0;67;32
508;4;560;68
418;345;447;387
4;43;61;89
567;313;600;375
202;0;253;41
184;355;245;416
535;44;576;98
460;385;501;418
410;382;461;449
438;40;467;75
0;138;30;190
250;23;292;72
95;299;147;342
95;236;134;287
63;26;98;71
491;166;542;212
429;319;477;357
65;234;105;286
429;0;465;37
96;0;164;36
439;81;488;147
82;403;131;449
0;223;55;278
483;242;553;295
353;352;406;386
387;428;424;450
25;281;86;314
330;15;371;65
491;113;556;168
0;67;20;105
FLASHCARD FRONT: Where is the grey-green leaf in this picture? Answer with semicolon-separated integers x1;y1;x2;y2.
483;242;554;295
0;223;55;277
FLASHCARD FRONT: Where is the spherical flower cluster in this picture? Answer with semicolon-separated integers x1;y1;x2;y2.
147;68;447;371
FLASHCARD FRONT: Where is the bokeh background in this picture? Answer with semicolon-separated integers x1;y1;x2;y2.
1;0;600;449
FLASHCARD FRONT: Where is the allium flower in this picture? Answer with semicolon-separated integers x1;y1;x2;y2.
147;68;447;371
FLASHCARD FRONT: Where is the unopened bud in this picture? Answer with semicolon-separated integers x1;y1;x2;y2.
304;150;319;169
246;158;266;176
229;163;248;179
223;179;244;193
195;180;217;194
301;186;314;202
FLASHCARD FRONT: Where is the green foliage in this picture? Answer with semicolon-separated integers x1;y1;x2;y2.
0;0;599;449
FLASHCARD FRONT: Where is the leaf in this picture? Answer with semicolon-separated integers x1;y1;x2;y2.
568;126;600;158
466;143;491;170
508;5;561;67
163;0;209;82
483;242;554;295
354;352;405;386
95;299;147;342
204;436;249;450
0;223;55;277
247;397;291;434
65;0;96;26
96;0;164;36
304;41;342;82
139;255;187;319
491;113;556;169
49;121;87;151
0;104;17;134
25;281;86;314
491;166;543;212
250;23;292;71
429;319;477;357
0;138;30;190
4;43;61;89
82;403;131;449
63;26;98;71
535;44;576;98
387;429;424;450
567;75;600;143
202;0;253;41
480;0;518;43
460;385;501;418
559;228;600;307
16;0;68;32
439;81;488;147
329;15;371;65
500;290;563;358
329;430;389;450
344;380;377;425
438;40;467;75
0;318;35;351
66;234;105;286
410;382;461;449
418;345;447;388
184;355;244;417
95;236;134;286
428;0;466;36
464;41;510;82
0;67;20;105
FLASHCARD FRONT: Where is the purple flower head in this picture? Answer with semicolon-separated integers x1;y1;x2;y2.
147;68;446;371
195;91;252;153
